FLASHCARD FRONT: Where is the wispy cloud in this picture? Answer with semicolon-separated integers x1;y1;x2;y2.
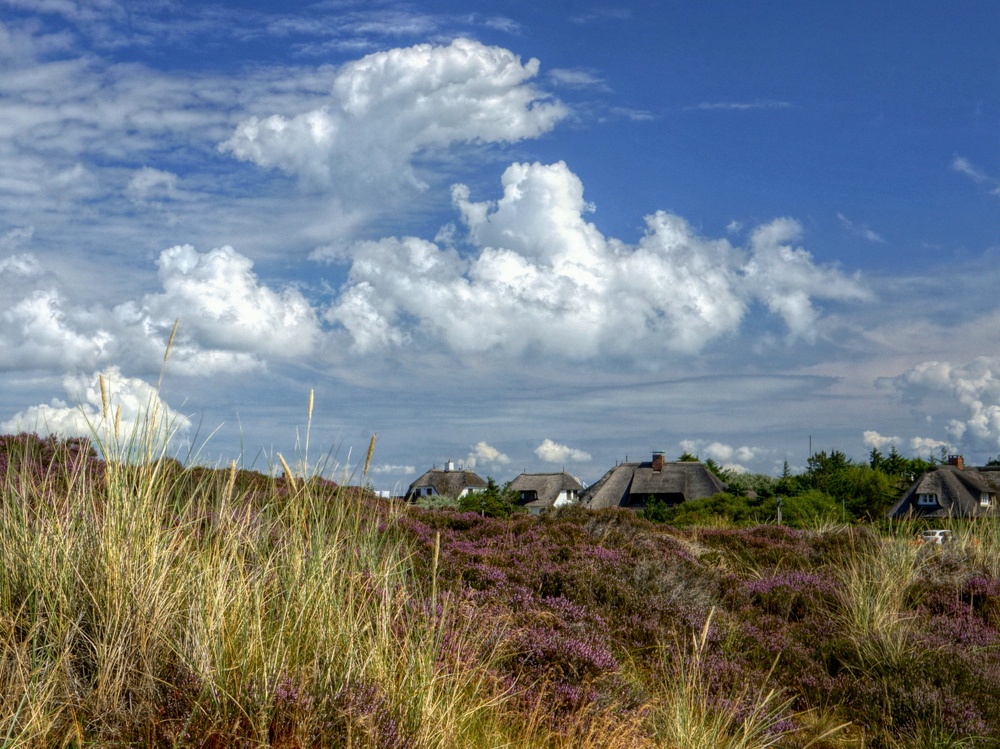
570;8;632;24
372;463;416;475
953;155;1000;196
483;16;519;34
837;213;885;243
610;106;655;121
547;67;610;91
685;100;794;112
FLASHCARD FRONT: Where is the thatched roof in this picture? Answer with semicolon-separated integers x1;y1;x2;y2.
509;472;584;510
888;464;1000;518
405;468;487;501
582;460;727;510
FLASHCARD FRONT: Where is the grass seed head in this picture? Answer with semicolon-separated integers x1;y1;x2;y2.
164;318;179;362
364;433;377;476
278;452;297;489
99;373;108;419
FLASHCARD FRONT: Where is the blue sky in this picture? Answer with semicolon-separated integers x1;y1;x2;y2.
2;0;1000;489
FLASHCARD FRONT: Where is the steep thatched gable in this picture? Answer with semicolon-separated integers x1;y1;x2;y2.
582;456;727;510
406;468;487;501
888;463;1000;519
509;471;584;512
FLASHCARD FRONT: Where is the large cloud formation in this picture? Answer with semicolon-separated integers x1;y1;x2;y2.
326;161;869;358
1;367;190;445
0;245;320;376
882;357;1000;450
222;38;567;195
116;244;321;373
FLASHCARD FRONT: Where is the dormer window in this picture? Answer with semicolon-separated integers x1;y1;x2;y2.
981;493;993;507
917;493;938;506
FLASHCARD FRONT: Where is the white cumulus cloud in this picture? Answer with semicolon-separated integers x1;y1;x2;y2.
1;366;190;446
222;38;567;197
118;244;321;367
881;356;1000;450
0;244;323;376
910;437;951;456
326;161;868;358
862;430;901;451
0;289;113;371
465;440;509;469
679;439;760;472
534;438;591;463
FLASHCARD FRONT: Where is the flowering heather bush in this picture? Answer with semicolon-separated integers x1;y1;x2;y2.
395;503;1000;744
154;663;414;748
738;571;839;621
0;432;104;505
694;524;822;571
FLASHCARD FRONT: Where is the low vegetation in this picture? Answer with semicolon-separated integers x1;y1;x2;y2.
2;428;1000;747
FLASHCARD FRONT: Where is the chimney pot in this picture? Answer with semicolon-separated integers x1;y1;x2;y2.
948;454;964;470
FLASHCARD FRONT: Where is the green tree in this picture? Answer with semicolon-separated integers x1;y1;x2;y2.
805;450;900;520
457;477;520;518
723;471;780;499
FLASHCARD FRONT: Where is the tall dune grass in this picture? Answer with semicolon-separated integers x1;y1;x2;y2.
834;530;924;673
0;409;661;747
0;407;531;746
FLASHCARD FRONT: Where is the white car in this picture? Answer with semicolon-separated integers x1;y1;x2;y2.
920;529;953;545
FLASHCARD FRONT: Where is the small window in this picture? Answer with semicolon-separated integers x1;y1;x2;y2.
917;493;938;506
981;493;992;507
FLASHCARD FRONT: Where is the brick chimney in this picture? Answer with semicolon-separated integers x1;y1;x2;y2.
652;451;665;472
947;454;964;470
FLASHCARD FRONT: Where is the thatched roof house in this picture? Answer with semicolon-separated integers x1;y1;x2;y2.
509;471;584;515
406;461;487;501
887;455;1000;519
582;451;727;510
